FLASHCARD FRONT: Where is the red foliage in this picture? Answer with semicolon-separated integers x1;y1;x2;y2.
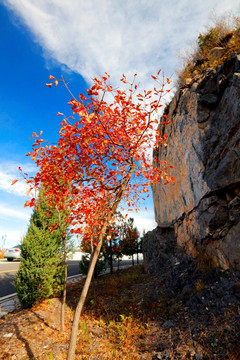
21;72;174;243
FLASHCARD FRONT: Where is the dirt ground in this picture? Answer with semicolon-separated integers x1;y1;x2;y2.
0;265;239;360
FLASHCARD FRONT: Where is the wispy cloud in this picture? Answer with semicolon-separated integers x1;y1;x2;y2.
4;0;239;88
0;204;31;247
0;162;36;197
0;203;30;221
124;209;157;235
0;228;28;247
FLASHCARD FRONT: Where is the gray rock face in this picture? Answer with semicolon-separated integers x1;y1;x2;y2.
150;53;240;271
142;227;177;275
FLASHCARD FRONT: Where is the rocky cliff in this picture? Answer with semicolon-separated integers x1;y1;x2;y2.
144;53;240;272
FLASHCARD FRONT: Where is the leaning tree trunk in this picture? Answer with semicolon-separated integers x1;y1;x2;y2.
67;163;136;360
56;205;68;333
109;238;113;274
61;235;67;332
67;235;104;360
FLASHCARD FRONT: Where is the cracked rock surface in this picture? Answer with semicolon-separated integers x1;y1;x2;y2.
152;53;240;270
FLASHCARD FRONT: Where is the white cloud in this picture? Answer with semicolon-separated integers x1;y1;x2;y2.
124;209;157;236
0;204;30;221
0;162;36;197
4;0;239;89
0;228;27;248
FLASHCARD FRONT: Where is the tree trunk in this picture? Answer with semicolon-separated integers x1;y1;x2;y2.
67;162;136;360
67;234;103;359
109;238;113;274
55;205;68;333
61;236;67;332
132;254;134;266
90;235;97;280
94;259;98;279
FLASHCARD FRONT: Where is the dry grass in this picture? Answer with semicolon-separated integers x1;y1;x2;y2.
177;13;240;87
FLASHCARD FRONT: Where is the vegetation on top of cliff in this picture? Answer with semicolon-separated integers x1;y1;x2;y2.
177;14;240;87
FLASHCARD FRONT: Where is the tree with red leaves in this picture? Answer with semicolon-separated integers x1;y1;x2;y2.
19;71;174;359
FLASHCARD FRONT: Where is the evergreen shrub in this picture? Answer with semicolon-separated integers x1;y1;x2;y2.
79;254;106;277
15;192;65;308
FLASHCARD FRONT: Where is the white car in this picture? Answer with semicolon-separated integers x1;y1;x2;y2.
4;245;21;261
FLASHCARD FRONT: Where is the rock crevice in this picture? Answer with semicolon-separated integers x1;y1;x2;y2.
147;53;240;271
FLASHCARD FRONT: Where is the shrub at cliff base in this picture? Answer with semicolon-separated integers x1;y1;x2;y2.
15;196;65;308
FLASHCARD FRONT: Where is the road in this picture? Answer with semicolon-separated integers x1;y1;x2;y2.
0;259;138;298
0;260;81;298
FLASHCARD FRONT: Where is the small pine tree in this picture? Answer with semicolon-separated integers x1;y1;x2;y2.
79;253;106;278
15;190;66;308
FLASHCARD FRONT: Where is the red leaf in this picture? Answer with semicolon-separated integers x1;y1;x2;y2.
24;201;30;207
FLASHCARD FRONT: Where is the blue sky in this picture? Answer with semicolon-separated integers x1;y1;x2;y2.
0;0;239;248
